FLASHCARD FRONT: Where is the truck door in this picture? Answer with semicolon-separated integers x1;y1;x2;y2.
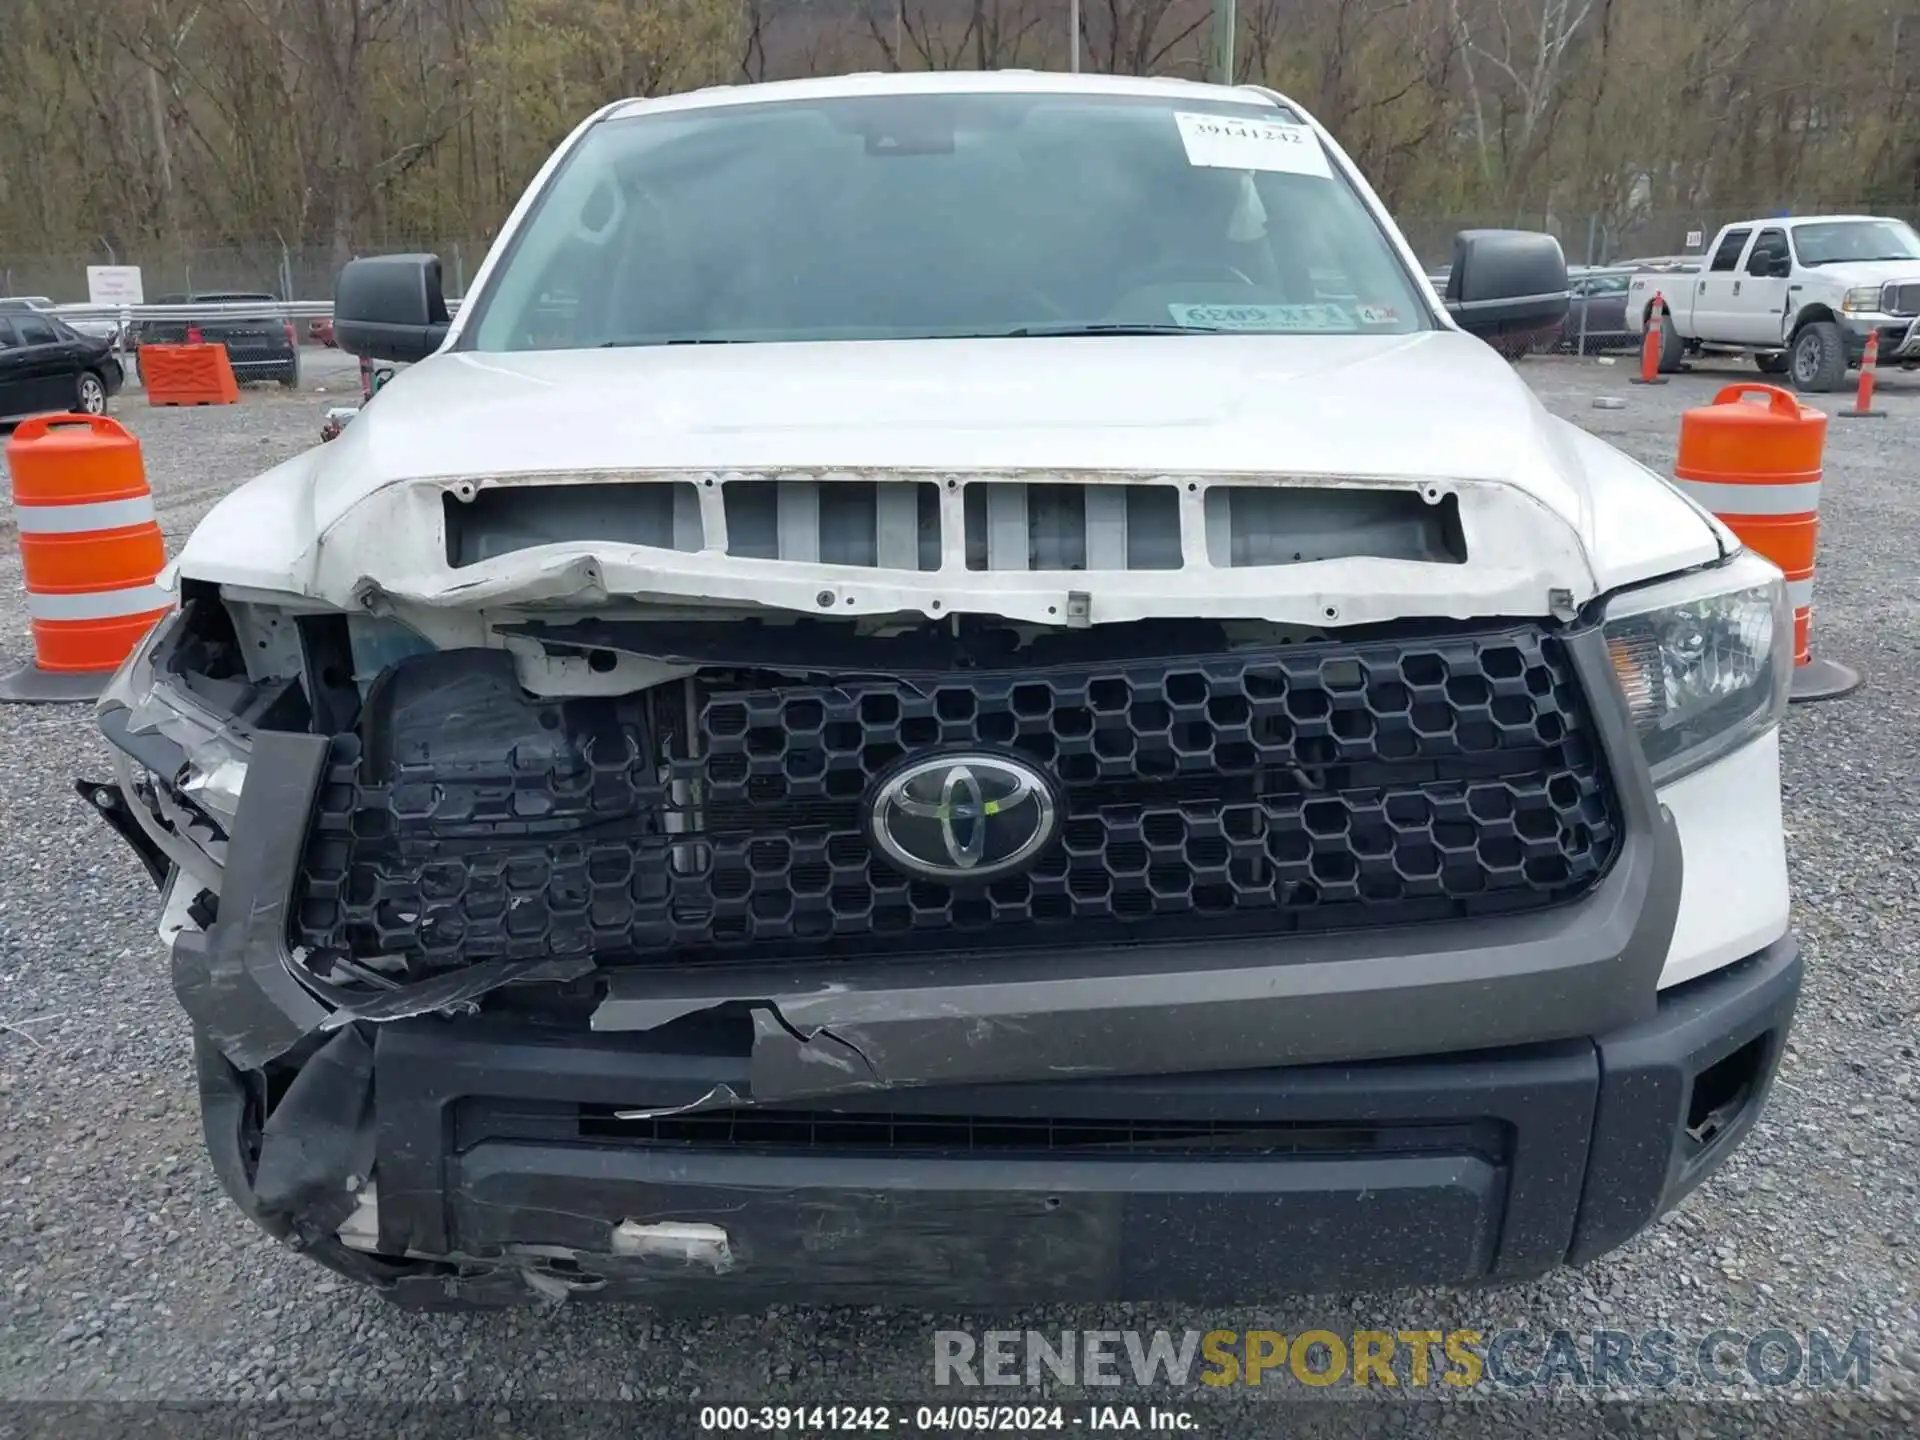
1733;228;1793;345
1690;227;1753;342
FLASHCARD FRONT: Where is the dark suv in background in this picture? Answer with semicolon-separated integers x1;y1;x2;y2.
135;292;300;388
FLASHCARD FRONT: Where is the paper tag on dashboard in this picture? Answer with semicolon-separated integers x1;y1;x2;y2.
1170;302;1354;331
1175;113;1333;177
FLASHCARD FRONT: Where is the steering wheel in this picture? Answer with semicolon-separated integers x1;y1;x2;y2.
1125;260;1258;289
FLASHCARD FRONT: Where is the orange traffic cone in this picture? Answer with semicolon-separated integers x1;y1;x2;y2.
1838;329;1885;420
1631;293;1669;386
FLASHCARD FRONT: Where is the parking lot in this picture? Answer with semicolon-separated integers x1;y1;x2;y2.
0;355;1915;1423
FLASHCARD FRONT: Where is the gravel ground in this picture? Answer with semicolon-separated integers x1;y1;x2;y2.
0;362;1915;1430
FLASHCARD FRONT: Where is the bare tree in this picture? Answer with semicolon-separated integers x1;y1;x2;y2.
863;0;1044;70
3;0;1919;288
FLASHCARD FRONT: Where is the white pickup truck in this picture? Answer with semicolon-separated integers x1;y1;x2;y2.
1626;214;1920;391
86;70;1801;1311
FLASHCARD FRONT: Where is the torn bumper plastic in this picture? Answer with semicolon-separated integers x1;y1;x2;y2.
191;937;1800;1307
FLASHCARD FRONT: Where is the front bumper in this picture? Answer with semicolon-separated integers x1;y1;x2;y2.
102;605;1788;1306
1842;313;1920;361
193;935;1800;1307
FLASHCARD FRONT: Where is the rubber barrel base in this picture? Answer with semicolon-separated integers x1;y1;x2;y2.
0;660;108;704
1789;655;1866;705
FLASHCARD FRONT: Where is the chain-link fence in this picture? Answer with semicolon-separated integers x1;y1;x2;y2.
0;238;495;306
12;204;1917;365
1400;204;1920;270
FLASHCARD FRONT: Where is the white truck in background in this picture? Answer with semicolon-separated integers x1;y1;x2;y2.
1626;214;1920;391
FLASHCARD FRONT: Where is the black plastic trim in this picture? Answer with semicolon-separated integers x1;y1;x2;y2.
169;732;334;1070
74;777;171;888
1567;935;1801;1262
367;1016;1600;1283
175;936;1798;1305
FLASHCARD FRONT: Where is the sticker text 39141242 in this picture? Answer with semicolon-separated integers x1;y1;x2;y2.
1174;112;1334;178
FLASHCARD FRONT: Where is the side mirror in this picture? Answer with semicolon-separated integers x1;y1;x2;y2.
1771;255;1793;279
1443;230;1570;342
334;254;450;363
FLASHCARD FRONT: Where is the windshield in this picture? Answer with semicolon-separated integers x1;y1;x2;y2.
1792;220;1920;265
463;91;1429;350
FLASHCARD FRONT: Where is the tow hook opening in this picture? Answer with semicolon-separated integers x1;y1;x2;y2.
1684;1033;1770;1151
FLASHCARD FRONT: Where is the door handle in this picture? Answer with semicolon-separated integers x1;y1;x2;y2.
1733;281;1742;295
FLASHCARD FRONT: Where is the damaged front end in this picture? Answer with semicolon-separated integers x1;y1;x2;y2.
87;468;1705;1308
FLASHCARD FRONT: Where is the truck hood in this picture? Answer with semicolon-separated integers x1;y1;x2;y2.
178;332;1724;627
1802;259;1920;287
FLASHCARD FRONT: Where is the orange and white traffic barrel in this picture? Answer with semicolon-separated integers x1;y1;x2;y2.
1;414;171;704
1673;383;1862;703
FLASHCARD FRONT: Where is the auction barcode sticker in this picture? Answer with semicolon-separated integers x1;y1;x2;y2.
1175;112;1333;177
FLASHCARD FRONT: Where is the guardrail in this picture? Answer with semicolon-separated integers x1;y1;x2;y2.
42;298;464;324
49;300;337;323
31;301;326;352
22;298;464;359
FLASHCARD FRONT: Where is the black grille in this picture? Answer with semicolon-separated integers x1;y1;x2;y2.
1886;282;1920;317
292;627;1622;970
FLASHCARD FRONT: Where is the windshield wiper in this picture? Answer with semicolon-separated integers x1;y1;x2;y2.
599;337;750;347
595;324;1230;345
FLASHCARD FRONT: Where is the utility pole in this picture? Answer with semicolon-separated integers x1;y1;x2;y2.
1070;0;1080;72
1209;0;1236;83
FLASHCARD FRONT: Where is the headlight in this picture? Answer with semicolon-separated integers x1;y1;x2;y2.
97;604;253;874
1841;286;1885;314
99;613;248;826
1600;552;1792;785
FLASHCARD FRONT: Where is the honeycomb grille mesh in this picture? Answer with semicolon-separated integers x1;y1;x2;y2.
292;628;1622;970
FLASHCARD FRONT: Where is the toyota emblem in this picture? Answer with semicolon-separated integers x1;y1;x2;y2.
865;752;1061;883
